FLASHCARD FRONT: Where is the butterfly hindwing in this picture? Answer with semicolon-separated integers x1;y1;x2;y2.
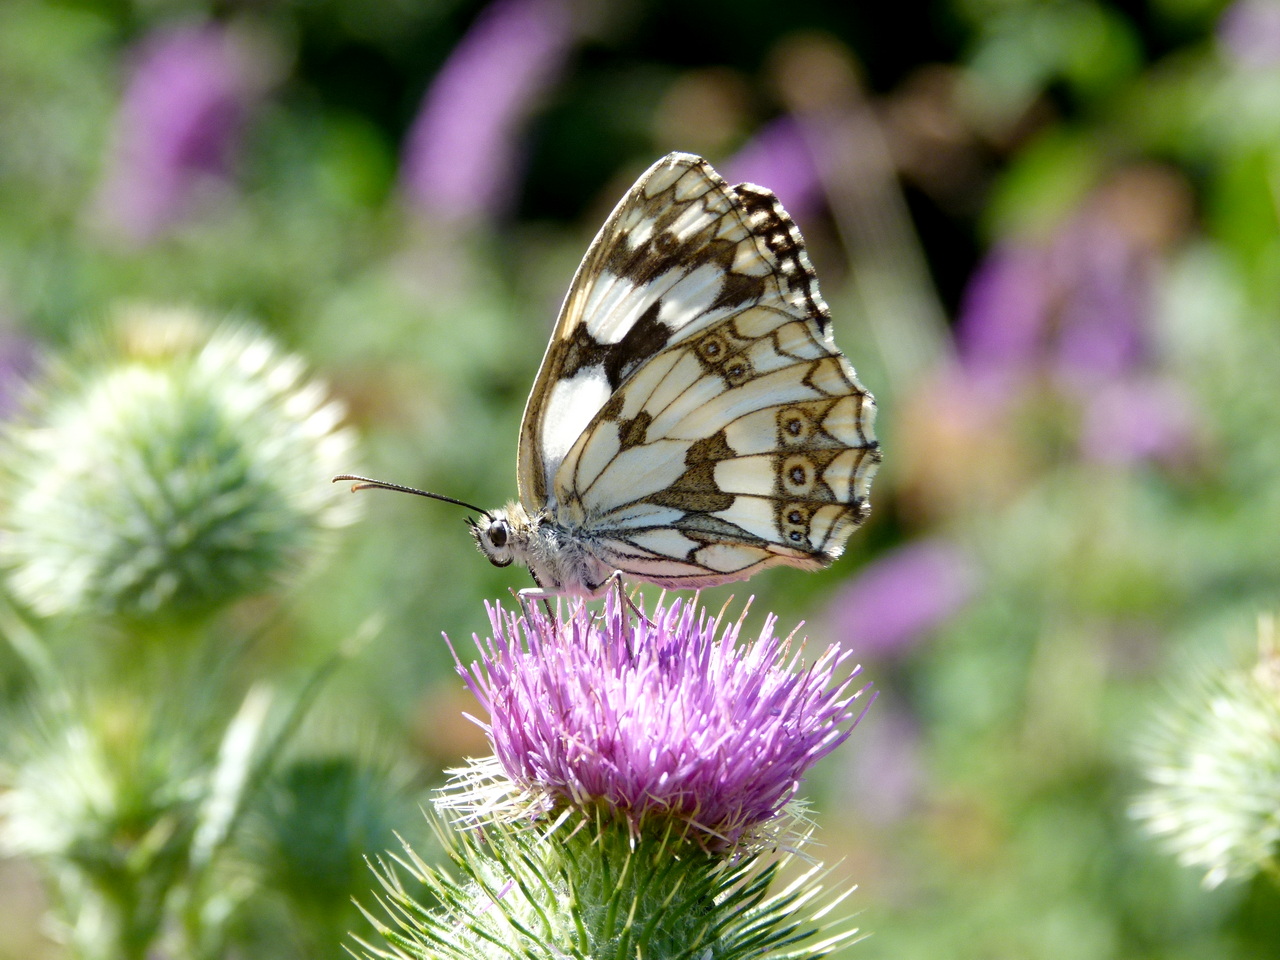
528;154;879;588
557;323;877;586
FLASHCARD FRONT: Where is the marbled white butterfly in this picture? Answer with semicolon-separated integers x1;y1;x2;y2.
337;152;880;599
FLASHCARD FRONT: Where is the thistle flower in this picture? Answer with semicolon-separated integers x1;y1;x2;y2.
1078;374;1202;467
954;220;1149;386
0;306;358;622
449;594;873;848
94;22;275;242
724;115;825;226
953;174;1201;468
1131;617;1280;888
400;0;575;222
364;595;868;960
822;538;978;659
1219;0;1280;69
0;679;283;960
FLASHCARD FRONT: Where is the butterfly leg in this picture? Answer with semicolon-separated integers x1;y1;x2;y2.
513;586;558;621
602;571;653;629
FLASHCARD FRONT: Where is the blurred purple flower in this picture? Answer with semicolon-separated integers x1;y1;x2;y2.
955;218;1148;386
952;242;1051;375
96;23;272;242
1079;375;1201;466
1052;225;1150;383
955;205;1205;467
723;115;825;225
1219;0;1280;69
837;699;923;824
825;539;977;658
0;326;37;419
454;594;872;845
401;0;574;223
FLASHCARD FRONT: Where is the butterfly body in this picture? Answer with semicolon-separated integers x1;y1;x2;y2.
341;152;880;598
471;501;617;598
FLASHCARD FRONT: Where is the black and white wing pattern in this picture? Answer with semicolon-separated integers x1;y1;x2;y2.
516;152;880;588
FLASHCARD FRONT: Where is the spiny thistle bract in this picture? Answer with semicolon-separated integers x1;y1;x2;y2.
360;810;861;960
1131;616;1280;888
0;306;358;622
448;593;873;850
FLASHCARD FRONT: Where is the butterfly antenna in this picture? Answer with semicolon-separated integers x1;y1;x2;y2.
332;474;493;520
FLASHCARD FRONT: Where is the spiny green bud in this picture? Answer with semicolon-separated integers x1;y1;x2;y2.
0;306;359;622
1131;616;1280;888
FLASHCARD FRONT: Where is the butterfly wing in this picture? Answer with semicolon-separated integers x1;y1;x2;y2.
517;152;825;511
523;153;880;587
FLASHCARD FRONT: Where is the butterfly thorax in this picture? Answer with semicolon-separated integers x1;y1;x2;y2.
470;501;615;597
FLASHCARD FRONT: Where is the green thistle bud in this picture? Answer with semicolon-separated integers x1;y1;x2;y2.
0;306;358;622
1131;616;1280;888
255;753;427;954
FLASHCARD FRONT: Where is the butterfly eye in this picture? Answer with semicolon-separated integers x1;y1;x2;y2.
489;523;508;549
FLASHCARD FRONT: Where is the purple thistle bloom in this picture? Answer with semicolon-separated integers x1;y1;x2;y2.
954;198;1204;468
955;217;1149;387
953;242;1054;376
823;538;978;659
95;23;271;242
1079;375;1202;466
1219;0;1280;69
452;594;872;846
400;0;575;223
723;115;826;226
1049;222;1149;384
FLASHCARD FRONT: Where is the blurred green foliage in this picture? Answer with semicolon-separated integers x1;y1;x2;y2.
0;0;1279;957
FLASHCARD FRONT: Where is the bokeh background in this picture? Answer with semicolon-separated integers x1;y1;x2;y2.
3;0;1280;956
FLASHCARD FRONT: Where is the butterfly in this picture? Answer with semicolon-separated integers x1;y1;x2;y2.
337;152;880;599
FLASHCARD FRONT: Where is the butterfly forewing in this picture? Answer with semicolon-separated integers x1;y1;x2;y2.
521;155;804;507
519;152;879;589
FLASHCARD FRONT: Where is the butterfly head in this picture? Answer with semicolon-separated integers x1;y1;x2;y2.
468;502;532;570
